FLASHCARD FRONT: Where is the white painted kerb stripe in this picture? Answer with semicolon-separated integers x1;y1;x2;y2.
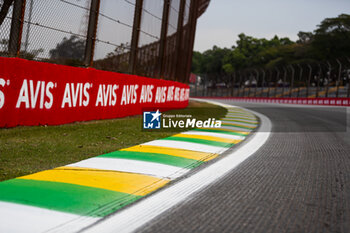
218;125;252;132
0;201;99;233
220;121;257;127
83;100;271;233
223;116;257;121
180;131;246;140
67;157;189;180
142;140;228;154
226;112;254;117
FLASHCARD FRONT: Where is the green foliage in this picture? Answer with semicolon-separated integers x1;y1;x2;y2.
0;39;44;59
49;35;85;66
20;48;44;60
192;14;350;75
200;46;231;74
312;14;350;59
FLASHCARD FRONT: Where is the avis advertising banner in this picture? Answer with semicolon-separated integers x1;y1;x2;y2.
0;57;189;127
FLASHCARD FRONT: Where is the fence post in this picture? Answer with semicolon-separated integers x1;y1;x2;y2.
84;0;100;67
267;70;271;98
240;72;244;97
274;67;280;97
238;72;242;97
231;73;236;97
289;65;295;98
254;69;259;97
335;59;341;98
307;64;312;98
129;0;144;74
260;69;265;97
347;58;350;98
173;0;186;81
325;61;331;98
195;78;198;96
316;64;322;98
8;0;26;57
23;0;33;53
297;64;303;98
247;71;252;97
282;67;287;97
183;0;199;83
202;75;206;97
157;0;170;78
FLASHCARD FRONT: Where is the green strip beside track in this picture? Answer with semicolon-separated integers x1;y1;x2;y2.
221;123;255;130
0;179;141;217
98;151;203;169
161;136;234;148
192;128;248;137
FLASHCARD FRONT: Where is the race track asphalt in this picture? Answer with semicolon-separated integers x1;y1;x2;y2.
139;101;350;233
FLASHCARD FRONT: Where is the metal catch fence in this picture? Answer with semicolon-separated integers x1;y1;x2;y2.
0;0;210;82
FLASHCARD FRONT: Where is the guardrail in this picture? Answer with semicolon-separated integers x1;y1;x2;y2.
195;97;350;107
191;58;350;99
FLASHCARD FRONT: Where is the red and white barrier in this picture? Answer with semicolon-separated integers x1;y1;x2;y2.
0;57;189;127
197;97;350;107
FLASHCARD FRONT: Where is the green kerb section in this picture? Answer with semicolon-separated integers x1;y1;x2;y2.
98;151;203;169
161;136;234;148
193;128;248;137
0;179;141;217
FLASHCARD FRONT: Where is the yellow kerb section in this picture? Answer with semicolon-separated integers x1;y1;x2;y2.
122;145;218;162
19;167;169;196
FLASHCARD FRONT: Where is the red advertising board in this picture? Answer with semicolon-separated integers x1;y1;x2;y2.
0;57;189;127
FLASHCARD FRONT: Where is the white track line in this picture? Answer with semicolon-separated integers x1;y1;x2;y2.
83;99;271;233
0;201;99;233
67;158;189;180
142;140;228;154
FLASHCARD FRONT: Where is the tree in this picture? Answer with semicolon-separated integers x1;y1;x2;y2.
49;35;85;65
297;31;313;44
191;51;203;74
312;14;350;59
200;46;230;74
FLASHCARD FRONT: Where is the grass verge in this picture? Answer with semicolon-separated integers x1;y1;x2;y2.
0;101;227;181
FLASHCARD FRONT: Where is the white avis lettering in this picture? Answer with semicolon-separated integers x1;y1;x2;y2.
16;79;54;109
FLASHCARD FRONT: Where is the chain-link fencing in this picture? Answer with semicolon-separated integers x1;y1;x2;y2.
0;0;210;82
